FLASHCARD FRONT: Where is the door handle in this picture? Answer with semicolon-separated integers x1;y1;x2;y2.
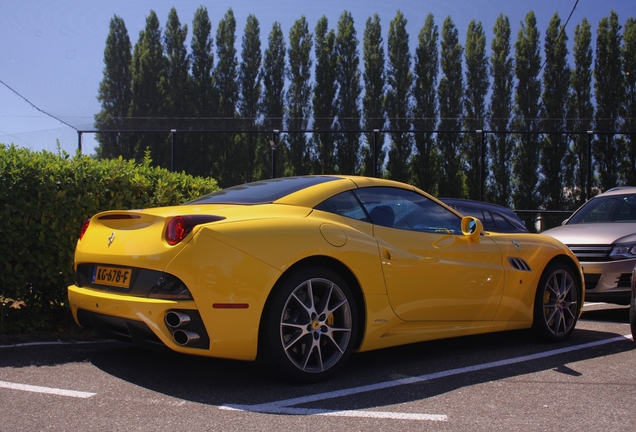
380;247;393;261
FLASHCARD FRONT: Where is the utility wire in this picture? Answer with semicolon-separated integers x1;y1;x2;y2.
536;0;580;78
0;78;77;130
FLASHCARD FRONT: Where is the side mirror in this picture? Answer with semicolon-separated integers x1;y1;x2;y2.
461;216;483;243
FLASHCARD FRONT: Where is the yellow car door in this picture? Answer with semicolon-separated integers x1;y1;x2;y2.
375;225;504;322
355;186;505;322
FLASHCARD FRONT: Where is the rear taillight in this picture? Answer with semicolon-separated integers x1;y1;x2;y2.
166;216;187;245
165;215;225;246
79;218;90;240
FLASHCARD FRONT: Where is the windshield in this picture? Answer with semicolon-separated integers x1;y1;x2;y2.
567;193;636;224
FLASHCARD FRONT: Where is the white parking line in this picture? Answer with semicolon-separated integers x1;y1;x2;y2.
0;380;96;399
222;334;633;421
221;404;448;421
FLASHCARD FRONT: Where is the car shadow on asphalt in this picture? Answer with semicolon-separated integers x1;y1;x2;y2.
2;320;633;413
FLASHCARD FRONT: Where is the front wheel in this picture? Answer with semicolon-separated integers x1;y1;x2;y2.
258;266;358;383
532;262;580;341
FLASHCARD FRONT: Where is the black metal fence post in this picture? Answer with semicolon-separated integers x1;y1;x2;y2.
477;130;485;201
170;129;176;172
373;129;379;178
270;130;279;178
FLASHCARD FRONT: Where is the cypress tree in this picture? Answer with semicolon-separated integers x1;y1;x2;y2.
361;14;386;177
286;16;313;176
437;16;465;197
385;10;413;183
238;14;262;182
191;7;215;119
486;14;514;206
213;8;240;186
189;6;215;177
594;11;624;191
335;11;362;175
539;12;570;210
95;15;133;160
260;22;286;178
312;16;337;174
412;13;439;194
566;18;594;206
161;8;189;171
512;11;542;213
623;18;636;184
129;10;167;166
463;20;489;200
162;8;189;120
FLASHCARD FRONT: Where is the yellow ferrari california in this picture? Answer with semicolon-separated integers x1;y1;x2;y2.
68;175;584;382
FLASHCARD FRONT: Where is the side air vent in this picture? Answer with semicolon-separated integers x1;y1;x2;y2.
508;257;532;272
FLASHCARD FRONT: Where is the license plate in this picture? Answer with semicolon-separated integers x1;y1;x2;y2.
92;266;132;288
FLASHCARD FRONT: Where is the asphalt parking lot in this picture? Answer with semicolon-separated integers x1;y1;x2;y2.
1;302;634;431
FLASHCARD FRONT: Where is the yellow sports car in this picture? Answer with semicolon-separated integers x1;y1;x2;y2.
68;175;584;382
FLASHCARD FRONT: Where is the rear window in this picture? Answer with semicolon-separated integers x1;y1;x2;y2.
188;176;339;205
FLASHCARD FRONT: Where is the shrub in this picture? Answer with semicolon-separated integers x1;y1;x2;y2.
0;144;219;335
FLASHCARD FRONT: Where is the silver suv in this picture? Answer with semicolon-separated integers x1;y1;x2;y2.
543;187;636;305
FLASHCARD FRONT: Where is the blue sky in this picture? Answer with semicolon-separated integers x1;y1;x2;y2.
0;0;633;155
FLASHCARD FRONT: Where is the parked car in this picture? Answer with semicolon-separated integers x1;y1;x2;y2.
543;187;636;305
440;198;529;233
629;267;636;342
68;175;583;383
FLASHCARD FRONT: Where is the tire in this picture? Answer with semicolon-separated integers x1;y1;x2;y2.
532;262;580;342
258;266;358;383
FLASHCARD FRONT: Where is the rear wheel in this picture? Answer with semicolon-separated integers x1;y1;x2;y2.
532;262;580;341
258;266;357;383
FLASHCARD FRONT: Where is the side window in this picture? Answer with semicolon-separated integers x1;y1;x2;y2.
314;191;369;222
454;204;485;221
354;187;462;234
480;211;498;232
491;212;515;232
451;204;498;231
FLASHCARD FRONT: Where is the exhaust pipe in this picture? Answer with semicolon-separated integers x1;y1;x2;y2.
173;329;200;346
165;311;191;329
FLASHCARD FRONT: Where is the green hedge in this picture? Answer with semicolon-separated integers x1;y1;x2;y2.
0;144;219;335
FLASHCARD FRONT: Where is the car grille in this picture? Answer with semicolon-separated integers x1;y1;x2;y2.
566;245;613;262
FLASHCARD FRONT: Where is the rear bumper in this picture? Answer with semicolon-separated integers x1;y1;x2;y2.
76;307;210;351
76;308;169;351
68;285;209;348
67;284;259;360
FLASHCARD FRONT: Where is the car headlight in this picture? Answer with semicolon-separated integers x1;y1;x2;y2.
609;243;636;260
